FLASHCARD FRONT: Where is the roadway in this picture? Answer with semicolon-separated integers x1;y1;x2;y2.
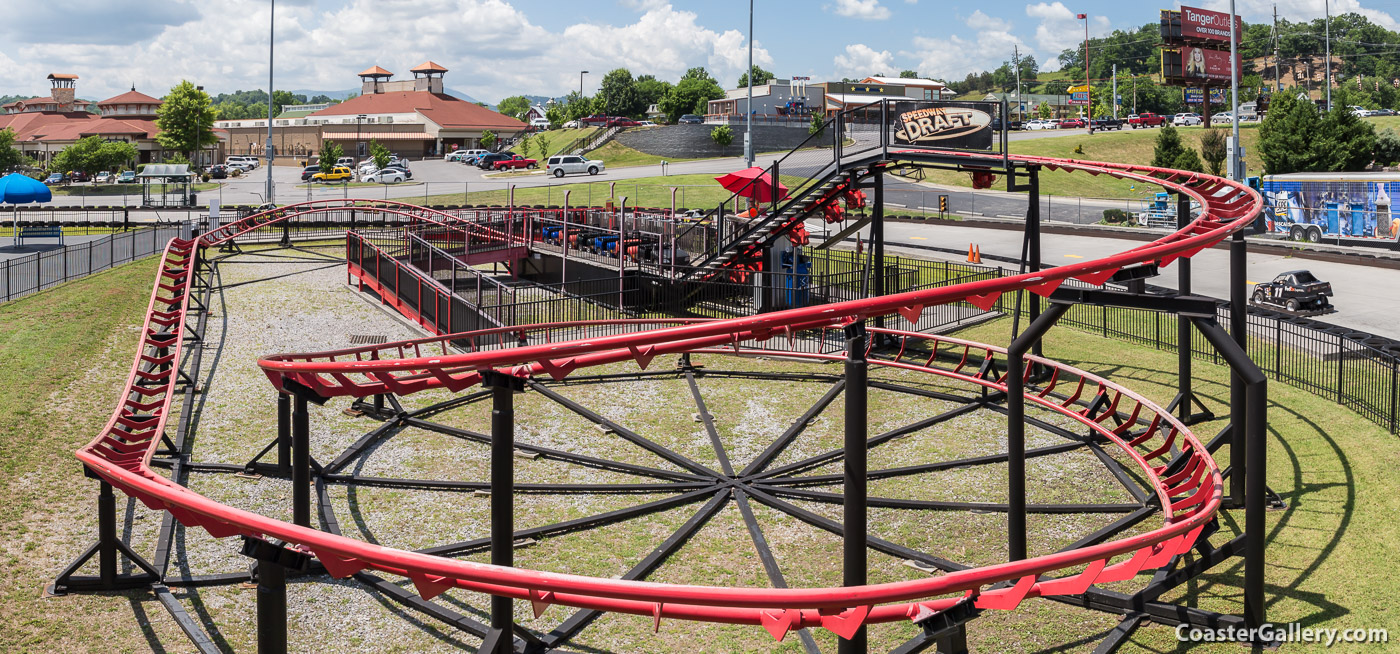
802;217;1400;341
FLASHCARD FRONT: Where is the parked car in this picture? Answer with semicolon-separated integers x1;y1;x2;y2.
311;166;354;182
678;114;703;124
606;117;641;128
69;170;90;183
300;166;320;181
1172;113;1203;126
362;168;406;184
476;152;513;169
1374;108;1397;116
1024;119;1056;130
44;172;65;185
1250;270;1333;313
92;171;112;184
1210;112;1234;124
547;155;604;177
206;165;228;179
562;119;580;128
491;154;538;170
381;163;412;179
117;170;136;184
580;114;611;126
1129;112;1168;128
1090;117;1123;130
447;148;486;162
1056;118;1086;129
637;121;657;127
227;160;256;173
225;155;260;169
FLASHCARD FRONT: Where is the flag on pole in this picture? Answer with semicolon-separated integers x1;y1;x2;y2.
855;234;864;257
1076;13;1086;19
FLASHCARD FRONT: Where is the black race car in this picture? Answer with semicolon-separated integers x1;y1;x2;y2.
1251;270;1333;313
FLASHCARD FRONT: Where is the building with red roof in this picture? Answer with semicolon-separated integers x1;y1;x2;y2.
1;74;224;167
216;61;524;160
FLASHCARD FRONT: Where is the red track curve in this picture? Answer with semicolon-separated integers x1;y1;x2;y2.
75;151;1259;641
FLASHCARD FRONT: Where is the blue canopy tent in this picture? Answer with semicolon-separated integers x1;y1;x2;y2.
0;173;54;249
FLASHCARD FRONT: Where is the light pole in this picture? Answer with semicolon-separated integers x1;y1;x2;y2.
1230;0;1241;180
356;114;366;164
1325;0;1332;111
579;71;588;100
744;0;754;167
265;0;275;204
1079;12;1092;134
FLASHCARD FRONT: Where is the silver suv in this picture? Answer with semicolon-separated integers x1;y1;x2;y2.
547;155;604;177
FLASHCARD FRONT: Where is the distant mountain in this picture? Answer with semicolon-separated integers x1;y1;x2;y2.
288;88;358;101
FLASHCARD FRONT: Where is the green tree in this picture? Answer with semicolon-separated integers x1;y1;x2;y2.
597;68;642;117
1375;127;1400;166
1172;147;1204;173
681;67;715;83
809;113;826;136
545;105;565;128
898;70;919;78
318;140;343;175
0;128;28;171
561;92;593;122
1315;105;1377;171
1037;101;1052;119
1151;124;1191;169
516;134;535;161
480;130;497;151
369;139;391;171
1199;128;1227;176
51;136;138;176
1258;93;1327;174
635;75;673;112
736;65;775;88
496;95;531;120
711;124;734;148
659;77;724;122
537;133;553;159
156;80;219;159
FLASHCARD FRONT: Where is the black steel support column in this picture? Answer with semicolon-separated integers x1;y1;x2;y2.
241;536;310;654
97;481;117;586
872;169;886;334
840;322;868;654
1006;302;1071;561
1229;232;1248;507
292;396;310;528
481;370;524;654
277;393;291;476
1027;167;1043;361
1177;194;1195;420
1191;318;1268;632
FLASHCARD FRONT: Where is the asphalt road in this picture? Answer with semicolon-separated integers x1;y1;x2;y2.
802;218;1400;341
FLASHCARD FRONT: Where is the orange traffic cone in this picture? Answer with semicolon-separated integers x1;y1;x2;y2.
967;243;976;262
973;245;982;263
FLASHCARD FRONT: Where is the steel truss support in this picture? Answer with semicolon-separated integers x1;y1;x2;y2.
48;479;161;594
1166;192;1214;425
1005;301;1071;561
1228;232;1248;508
479;370;525;654
840;321;869;654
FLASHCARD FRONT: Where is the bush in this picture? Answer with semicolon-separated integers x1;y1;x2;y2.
1073;143;1084;155
1376;127;1400;166
711;124;734;148
809;113;825;137
201;172;211;183
135;163;147;174
1172;148;1204;173
1151;124;1189;169
1199;128;1227;176
1102;208;1127;223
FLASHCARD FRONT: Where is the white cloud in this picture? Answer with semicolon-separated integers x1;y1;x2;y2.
829;0;891;21
1026;2;1110;68
900;11;1029;82
833;44;895;78
0;0;771;103
1206;0;1398;30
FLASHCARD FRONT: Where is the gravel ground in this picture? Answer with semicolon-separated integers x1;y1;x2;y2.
116;243;1164;653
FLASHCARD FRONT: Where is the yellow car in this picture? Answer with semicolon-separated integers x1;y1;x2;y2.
311;166;353;183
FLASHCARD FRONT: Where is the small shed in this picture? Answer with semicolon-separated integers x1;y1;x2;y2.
136;164;194;207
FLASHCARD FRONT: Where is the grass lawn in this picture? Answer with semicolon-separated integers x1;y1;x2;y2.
908;124;1265;200
422;172;808;209
49;183;219;196
535;127;602;156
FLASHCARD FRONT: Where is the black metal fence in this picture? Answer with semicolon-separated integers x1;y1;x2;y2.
0;223;191;303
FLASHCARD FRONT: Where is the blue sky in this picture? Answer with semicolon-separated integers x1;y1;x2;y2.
0;0;1390;104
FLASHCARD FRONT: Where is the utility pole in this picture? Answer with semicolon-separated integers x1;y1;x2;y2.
744;0;754;167
1230;0;1241;180
1273;5;1281;94
1112;64;1117;119
1133;75;1137;114
1081;13;1093;133
265;0;275;205
1325;0;1333;110
1014;45;1023;121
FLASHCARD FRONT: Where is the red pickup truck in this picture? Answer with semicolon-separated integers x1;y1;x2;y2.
1129;113;1167;128
492;154;538;171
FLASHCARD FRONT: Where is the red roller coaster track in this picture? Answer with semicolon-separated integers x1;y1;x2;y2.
74;150;1260;642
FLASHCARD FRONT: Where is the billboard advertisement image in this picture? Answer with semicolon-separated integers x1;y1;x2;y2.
1261;176;1400;240
1181;46;1239;81
1179;5;1242;42
889;101;996;151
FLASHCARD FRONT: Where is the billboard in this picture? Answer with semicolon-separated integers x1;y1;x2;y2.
1179;5;1242;43
1178;46;1239;81
1068;85;1090;106
889;101;996;151
1184;88;1228;104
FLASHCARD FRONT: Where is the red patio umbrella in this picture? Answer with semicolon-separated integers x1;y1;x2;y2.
715;166;788;204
